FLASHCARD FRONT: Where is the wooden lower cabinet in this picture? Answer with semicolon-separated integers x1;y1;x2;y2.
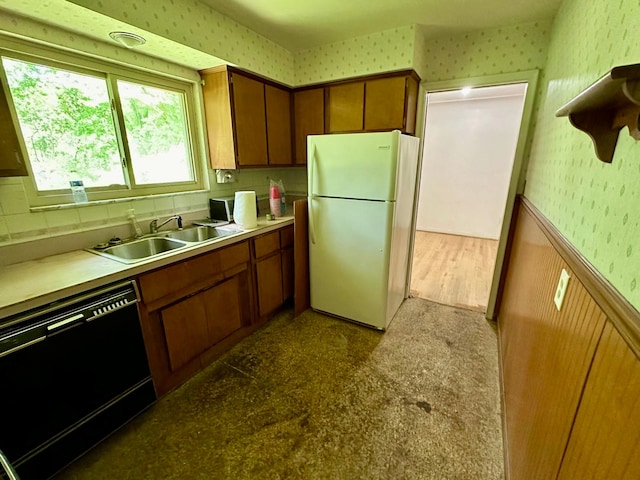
160;277;243;372
255;253;283;317
137;241;254;396
252;224;295;321
282;246;294;302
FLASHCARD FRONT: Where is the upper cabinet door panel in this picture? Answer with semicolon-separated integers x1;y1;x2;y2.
201;70;236;170
364;76;407;132
293;88;324;165
231;72;268;167
265;84;292;166
0;77;28;176
327;82;364;133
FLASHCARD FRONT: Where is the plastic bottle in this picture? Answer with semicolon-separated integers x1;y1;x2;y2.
69;180;88;203
127;209;143;238
280;191;286;216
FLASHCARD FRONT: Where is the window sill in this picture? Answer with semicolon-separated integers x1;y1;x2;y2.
29;189;210;212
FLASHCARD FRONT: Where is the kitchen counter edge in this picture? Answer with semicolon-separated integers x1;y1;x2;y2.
0;217;294;321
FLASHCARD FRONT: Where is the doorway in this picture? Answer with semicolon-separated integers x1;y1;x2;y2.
410;82;529;314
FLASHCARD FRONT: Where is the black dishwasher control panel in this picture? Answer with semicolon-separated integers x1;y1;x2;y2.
0;281;138;357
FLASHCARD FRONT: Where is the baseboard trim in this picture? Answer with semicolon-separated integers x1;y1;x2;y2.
520;196;640;358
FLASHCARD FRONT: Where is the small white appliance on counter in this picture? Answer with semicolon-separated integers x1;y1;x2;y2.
307;130;420;330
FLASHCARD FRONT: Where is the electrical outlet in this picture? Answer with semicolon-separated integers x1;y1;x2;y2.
554;268;570;311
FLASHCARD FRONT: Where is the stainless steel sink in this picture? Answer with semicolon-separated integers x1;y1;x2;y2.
90;237;188;264
163;226;235;242
87;225;243;264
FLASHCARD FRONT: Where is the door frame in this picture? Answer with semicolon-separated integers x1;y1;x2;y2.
407;69;539;320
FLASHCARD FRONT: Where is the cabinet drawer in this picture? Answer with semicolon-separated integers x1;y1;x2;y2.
220;241;249;271
280;225;294;248
138;250;222;307
253;231;281;258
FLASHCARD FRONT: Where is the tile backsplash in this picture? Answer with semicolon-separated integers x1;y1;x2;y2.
0;167;307;264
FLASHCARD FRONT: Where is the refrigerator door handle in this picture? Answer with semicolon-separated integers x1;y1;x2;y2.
308;144;317;244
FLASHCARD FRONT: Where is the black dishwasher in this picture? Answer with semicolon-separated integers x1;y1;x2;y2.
0;280;156;480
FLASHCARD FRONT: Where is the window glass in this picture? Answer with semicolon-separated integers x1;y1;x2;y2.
117;80;193;185
2;57;124;190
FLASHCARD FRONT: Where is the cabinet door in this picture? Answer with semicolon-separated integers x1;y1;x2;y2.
364;76;407;131
0;77;27;176
202;276;244;345
327;82;364;133
160;294;210;372
265;84;292;165
281;246;294;302
231;72;268;166
293;88;324;164
256;252;283;317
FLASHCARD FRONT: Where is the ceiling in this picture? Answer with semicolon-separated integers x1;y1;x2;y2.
0;0;562;71
200;0;562;50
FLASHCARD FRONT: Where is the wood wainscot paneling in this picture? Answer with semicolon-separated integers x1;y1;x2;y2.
558;322;640;479
498;196;640;480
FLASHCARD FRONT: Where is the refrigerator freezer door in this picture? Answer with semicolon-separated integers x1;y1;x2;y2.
308;131;400;201
309;196;393;329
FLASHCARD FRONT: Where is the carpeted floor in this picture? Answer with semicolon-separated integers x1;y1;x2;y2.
57;298;504;480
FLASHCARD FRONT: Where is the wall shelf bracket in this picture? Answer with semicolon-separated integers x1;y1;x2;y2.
556;63;640;163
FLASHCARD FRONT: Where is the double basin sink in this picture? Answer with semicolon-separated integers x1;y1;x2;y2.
88;225;241;264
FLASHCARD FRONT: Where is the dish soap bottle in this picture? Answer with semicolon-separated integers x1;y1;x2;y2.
127;209;143;238
69;180;88;204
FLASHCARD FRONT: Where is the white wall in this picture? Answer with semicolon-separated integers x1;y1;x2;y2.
416;84;526;239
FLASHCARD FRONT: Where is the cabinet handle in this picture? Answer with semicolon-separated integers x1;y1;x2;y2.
14;151;22;166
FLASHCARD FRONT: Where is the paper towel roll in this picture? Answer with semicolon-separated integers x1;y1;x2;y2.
233;191;257;229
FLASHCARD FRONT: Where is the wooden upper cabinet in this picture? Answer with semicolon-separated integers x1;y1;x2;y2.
325;71;420;135
327;82;365;133
293;88;324;165
265;84;292;166
200;66;420;168
0;77;28;177
364;75;418;134
231;72;268;167
200;66;291;169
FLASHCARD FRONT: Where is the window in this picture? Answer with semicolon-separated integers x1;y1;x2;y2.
0;48;204;206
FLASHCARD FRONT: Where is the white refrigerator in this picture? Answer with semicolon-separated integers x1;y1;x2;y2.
307;130;420;330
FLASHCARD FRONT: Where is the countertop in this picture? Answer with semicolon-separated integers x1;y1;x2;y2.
0;216;294;321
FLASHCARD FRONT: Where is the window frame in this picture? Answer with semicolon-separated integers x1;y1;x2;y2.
0;36;208;207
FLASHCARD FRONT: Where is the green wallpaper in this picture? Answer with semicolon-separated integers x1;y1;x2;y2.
294;25;415;85
415;20;552;82
525;0;640;310
0;8;199;81
68;0;295;85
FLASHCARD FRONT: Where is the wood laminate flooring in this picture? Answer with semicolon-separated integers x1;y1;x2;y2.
410;231;498;313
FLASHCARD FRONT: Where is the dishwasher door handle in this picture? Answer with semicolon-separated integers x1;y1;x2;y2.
0;449;20;480
46;313;84;332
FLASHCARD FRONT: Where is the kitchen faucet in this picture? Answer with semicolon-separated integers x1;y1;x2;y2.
149;215;183;233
